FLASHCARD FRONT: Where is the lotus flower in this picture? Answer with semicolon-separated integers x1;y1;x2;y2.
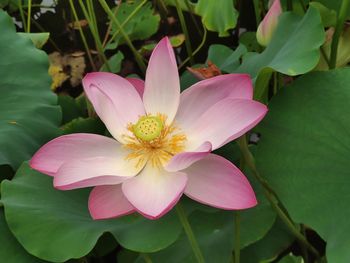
30;37;268;220
256;0;282;46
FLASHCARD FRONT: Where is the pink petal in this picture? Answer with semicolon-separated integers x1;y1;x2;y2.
185;154;257;209
83;72;145;143
126;77;145;98
30;133;123;176
256;0;282;46
54;156;139;190
184;98;268;151
165;141;212;172
122;164;187;219
89;185;135;219
143;37;180;124
175;74;253;128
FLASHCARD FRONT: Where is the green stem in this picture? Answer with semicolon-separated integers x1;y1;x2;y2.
266;192;320;258
273;72;278;95
253;0;261;28
156;0;169;20
105;0;147;49
320;46;331;70
237;136;320;258
78;0;111;71
141;253;153;263
174;0;194;65
176;204;205;263
330;0;350;69
69;0;96;71
179;26;207;69
184;0;203;37
234;212;240;263
300;224;309;263
298;0;307;12
98;0;147;74
286;0;293;11
18;0;27;32
27;0;32;32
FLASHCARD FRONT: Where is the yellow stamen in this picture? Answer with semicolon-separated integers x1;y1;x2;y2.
123;114;187;169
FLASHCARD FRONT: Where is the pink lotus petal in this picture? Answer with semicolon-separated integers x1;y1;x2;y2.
122;164;187;219
126;77;145;98
175;74;253;128
89;185;135;219
185;154;257;209
30;133;123;176
83;72;145;143
256;0;282;46
165;141;212;172
185;98;268;151
143;37;180;124
54;157;140;190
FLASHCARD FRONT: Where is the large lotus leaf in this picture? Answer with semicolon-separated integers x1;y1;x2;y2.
255;69;350;262
0;210;46;263
241;219;294;263
134;172;276;263
195;0;238;37
0;10;61;170
236;7;324;78
1;163;182;262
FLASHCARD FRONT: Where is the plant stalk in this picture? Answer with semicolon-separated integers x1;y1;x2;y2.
78;0;111;71
237;136;320;258
98;0;147;74
176;204;205;263
105;0;147;49
175;0;194;65
234;212;240;263
69;0;96;71
27;0;32;32
330;0;350;69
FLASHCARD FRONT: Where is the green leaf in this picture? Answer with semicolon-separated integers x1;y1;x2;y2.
58;95;85;124
62;117;106;135
195;0;238;37
144;173;276;263
100;51;124;73
239;32;261;52
207;44;247;73
18;32;50;49
1;163;182;262
0;10;61;169
241;219;295;263
0;210;46;263
236;7;324;99
255;69;350;262
309;2;337;27
109;1;160;47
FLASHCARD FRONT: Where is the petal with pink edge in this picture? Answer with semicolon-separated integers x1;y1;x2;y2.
89;185;135;219
165;141;212;172
30;133;123;176
184;98;268;151
122;164;187;219
83;72;145;143
54;156;141;190
185;154;257;210
126;77;145;98
143;37;180;124
175;74;253;128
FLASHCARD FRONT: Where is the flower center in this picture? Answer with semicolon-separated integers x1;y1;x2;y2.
123;114;187;169
133;116;163;141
